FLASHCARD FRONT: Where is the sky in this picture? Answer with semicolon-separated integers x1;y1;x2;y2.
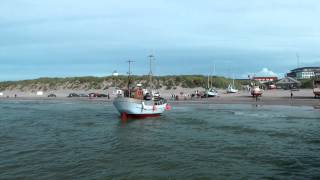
0;0;320;81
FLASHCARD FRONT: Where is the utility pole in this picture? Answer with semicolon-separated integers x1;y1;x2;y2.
127;60;134;76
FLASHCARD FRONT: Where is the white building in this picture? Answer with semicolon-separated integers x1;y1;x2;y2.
287;67;320;79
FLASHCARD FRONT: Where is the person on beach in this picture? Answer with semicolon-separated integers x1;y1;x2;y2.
291;91;293;99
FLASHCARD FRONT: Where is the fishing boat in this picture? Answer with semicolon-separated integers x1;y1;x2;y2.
313;79;320;98
251;86;263;97
113;57;171;120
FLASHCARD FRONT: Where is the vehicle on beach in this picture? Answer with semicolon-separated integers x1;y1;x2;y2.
47;94;57;97
97;93;109;97
251;86;263;97
79;93;89;97
113;56;171;120
88;93;109;98
68;93;80;97
36;91;44;96
114;89;123;96
268;84;277;89
89;93;98;97
313;79;320;98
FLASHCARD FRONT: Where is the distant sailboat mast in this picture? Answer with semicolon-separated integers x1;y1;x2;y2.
232;73;235;87
208;63;215;89
210;65;213;88
207;74;210;89
212;63;215;88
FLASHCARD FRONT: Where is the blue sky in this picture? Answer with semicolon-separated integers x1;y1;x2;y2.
0;0;320;81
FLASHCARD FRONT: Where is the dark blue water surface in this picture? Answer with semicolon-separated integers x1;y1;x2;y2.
0;99;320;179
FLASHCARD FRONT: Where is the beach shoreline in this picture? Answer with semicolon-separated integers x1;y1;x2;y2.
1;89;319;108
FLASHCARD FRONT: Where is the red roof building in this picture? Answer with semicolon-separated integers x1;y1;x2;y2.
253;77;278;83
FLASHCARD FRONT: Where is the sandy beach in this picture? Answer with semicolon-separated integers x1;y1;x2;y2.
1;88;319;108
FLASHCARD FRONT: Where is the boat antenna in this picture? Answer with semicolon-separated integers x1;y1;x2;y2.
148;54;155;89
127;60;134;97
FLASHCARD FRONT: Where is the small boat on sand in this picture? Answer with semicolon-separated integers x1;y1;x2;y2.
226;77;238;93
226;84;238;93
203;65;218;97
204;88;218;97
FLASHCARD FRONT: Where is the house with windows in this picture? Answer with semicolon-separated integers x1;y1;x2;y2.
287;67;320;79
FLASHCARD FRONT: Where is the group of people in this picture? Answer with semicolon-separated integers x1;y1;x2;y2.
170;93;196;101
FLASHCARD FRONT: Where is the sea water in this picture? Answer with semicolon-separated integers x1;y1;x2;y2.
0;99;320;179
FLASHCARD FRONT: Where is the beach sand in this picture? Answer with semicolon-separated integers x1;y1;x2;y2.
1;88;319;108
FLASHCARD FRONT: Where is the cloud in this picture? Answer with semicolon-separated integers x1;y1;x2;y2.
242;68;279;79
257;68;278;76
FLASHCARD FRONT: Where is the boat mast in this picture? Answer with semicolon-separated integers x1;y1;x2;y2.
148;54;154;89
211;63;215;88
127;60;134;97
207;74;210;89
210;66;212;88
232;74;235;87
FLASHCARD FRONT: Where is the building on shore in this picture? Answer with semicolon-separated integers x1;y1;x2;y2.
252;76;278;84
287;67;320;79
276;77;301;89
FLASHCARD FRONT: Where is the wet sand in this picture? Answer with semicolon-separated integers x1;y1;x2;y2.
172;95;320;108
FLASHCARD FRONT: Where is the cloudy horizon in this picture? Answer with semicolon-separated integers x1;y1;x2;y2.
1;0;320;81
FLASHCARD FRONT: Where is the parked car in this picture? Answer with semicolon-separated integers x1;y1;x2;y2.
79;93;89;97
89;93;98;97
68;93;80;97
97;93;108;97
48;94;57;97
